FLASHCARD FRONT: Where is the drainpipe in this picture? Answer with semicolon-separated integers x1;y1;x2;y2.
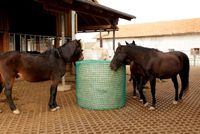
113;28;115;51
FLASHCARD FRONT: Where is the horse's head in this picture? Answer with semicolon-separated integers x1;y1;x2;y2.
70;39;84;63
110;43;128;71
59;39;84;63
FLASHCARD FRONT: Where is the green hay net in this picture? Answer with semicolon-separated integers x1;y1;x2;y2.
76;60;126;110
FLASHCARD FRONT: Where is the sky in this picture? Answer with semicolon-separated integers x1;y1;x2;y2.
76;0;200;41
99;0;200;24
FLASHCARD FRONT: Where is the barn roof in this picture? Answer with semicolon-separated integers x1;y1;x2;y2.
99;18;200;39
74;0;135;32
36;0;136;32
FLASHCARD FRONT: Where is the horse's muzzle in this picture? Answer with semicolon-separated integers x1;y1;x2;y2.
110;63;117;71
79;55;84;60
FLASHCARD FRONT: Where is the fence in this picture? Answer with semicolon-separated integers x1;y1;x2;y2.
189;58;200;66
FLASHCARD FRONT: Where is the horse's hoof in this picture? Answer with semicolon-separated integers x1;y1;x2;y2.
50;108;57;112
50;106;60;112
144;102;149;107
179;99;183;103
149;106;156;110
132;96;137;99
173;100;178;105
13;109;20;114
55;106;60;110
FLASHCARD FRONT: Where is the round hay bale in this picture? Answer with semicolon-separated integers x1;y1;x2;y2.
75;60;126;110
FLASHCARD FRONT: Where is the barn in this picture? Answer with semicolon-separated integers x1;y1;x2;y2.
0;0;135;52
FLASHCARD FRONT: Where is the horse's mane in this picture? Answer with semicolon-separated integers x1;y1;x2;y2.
35;40;81;59
134;45;160;53
42;48;55;55
125;40;161;53
41;48;61;58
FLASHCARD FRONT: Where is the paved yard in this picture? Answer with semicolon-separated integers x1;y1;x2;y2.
0;67;200;134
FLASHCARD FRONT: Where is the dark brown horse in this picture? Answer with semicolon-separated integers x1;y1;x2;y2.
0;39;83;114
110;41;190;110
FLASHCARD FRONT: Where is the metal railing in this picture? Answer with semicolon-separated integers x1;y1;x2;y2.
8;33;71;52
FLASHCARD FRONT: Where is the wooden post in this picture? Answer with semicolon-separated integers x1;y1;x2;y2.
71;11;76;75
36;36;40;51
100;30;103;48
61;13;67;90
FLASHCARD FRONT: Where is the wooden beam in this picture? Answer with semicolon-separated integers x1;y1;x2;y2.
43;4;70;13
78;25;114;32
62;0;73;4
75;6;118;20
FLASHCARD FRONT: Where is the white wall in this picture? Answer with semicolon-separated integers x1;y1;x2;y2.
97;33;200;66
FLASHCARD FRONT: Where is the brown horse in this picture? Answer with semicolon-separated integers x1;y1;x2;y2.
110;41;189;110
0;39;83;114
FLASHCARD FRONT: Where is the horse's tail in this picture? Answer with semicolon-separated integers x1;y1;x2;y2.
179;52;190;94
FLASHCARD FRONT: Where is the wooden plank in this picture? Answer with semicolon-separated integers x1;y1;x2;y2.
2;32;9;52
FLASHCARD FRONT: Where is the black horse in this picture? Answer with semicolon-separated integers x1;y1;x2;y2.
129;60;149;106
0;39;83;114
110;41;190;110
125;41;150;106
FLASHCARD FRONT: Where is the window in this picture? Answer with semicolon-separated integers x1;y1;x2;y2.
191;48;200;55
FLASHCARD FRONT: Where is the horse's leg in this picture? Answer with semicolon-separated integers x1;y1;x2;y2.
0;75;4;113
49;80;60;112
179;73;189;100
0;84;4;94
4;79;20;114
132;77;137;98
0;81;4;113
149;77;156;110
138;77;148;107
0;75;4;94
171;76;179;104
136;80;142;101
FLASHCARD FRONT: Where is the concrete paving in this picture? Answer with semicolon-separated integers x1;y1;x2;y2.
0;67;199;134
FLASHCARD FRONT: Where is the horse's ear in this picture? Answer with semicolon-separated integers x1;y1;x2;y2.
132;40;136;45
55;49;61;58
76;39;82;47
118;42;121;47
125;41;129;45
